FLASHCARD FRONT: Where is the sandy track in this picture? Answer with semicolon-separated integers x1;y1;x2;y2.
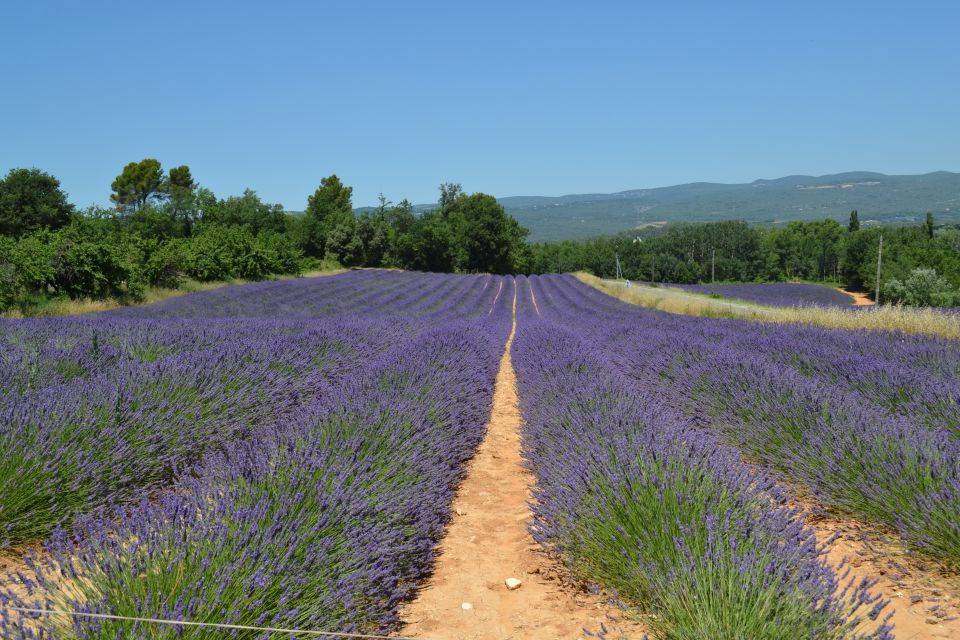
838;287;875;305
806;509;960;639
400;289;643;639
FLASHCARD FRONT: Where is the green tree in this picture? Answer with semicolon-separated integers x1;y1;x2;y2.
381;199;418;268
355;213;388;266
325;220;364;266
438;182;463;216
448;192;529;274
883;268;959;307
165;165;197;226
410;210;455;272
202;189;286;234
0;168;75;237
48;217;145;300
848;210;860;232
926;212;935;239
111;159;165;211
126;207;180;240
305;174;354;256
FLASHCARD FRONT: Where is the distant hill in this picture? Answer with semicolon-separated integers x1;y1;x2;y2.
502;171;960;242
347;171;960;242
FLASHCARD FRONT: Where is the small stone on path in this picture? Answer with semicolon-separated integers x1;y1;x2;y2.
505;577;522;590
461;602;473;611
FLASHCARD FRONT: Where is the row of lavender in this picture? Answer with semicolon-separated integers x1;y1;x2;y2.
0;270;494;548
513;276;890;638
529;275;960;566
665;281;857;307
1;272;514;637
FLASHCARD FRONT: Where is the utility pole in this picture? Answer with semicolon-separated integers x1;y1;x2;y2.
875;234;883;304
711;248;716;284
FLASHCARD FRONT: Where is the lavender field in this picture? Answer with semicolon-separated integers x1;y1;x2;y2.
666;281;857;307
1;271;513;637
2;270;958;638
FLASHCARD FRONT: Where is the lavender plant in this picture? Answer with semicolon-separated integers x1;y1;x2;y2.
0;271;508;548
667;282;856;307
529;274;960;567
511;284;890;638
1;273;514;637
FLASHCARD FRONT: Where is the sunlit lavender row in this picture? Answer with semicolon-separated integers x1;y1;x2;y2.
666;281;857;307
527;274;960;565
0;271;508;548
1;272;514;637
512;276;891;638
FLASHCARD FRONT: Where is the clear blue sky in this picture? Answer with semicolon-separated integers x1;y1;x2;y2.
2;0;958;209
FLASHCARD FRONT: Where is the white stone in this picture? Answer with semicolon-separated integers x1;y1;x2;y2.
505;577;522;590
461;602;473;610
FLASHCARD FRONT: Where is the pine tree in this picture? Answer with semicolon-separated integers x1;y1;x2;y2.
848;209;860;232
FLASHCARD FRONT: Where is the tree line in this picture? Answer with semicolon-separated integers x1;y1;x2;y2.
3;162;958;312
0;163;529;313
527;214;960;306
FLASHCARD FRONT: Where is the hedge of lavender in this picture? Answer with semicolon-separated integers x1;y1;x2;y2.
512;277;890;639
529;274;960;566
667;281;856;307
1;272;514;636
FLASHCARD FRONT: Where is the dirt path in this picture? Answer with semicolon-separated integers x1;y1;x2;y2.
1;550;39;603
838;287;875;305
802;507;960;639
400;288;644;640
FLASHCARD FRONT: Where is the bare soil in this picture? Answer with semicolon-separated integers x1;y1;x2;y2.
400;291;645;639
1;550;39;605
802;506;960;639
838;288;876;306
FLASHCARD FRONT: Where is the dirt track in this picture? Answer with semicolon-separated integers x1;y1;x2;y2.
400;289;644;639
809;508;960;639
839;287;875;305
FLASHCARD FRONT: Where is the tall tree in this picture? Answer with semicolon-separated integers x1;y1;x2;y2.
926;212;935;239
305;174;354;256
111;159;164;211
165;165;197;223
848;209;860;232
438;182;463;217
306;175;353;222
0;168;75;237
449;192;529;274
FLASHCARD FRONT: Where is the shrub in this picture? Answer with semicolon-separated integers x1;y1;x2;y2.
184;224;250;281
142;238;188;288
186;224;272;281
49;221;144;300
257;230;302;275
0;263;23;311
8;231;55;292
883;268;960;307
185;225;303;282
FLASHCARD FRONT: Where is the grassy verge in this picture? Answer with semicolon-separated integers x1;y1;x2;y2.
1;264;345;319
577;272;960;339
